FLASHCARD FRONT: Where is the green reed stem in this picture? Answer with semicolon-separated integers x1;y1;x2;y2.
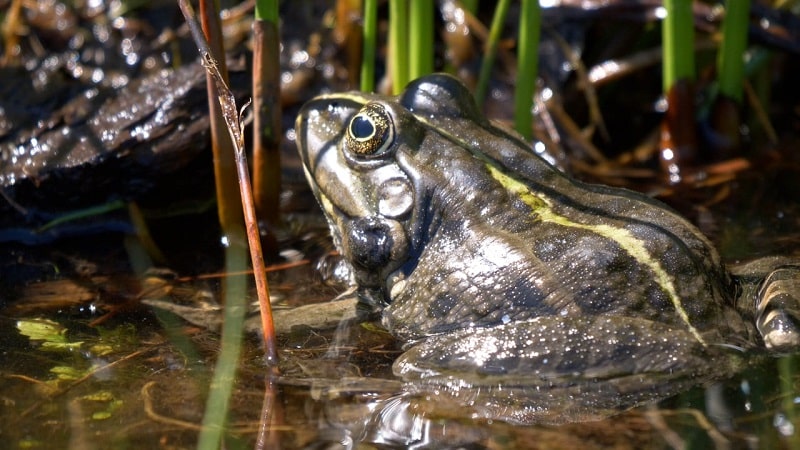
36;200;126;232
514;0;541;140
717;0;749;102
662;0;695;92
476;0;511;108
779;355;800;448
254;0;277;21
409;0;433;81
197;244;249;450
361;0;377;92
178;2;247;447
461;0;478;12
389;1;408;93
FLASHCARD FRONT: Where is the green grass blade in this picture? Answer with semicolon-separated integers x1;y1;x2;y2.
197;242;249;450
389;1;409;94
779;356;800;448
254;0;277;21
662;0;695;92
515;0;541;140
361;0;378;92
717;0;750;102
409;0;434;80
476;0;511;108
461;0;478;12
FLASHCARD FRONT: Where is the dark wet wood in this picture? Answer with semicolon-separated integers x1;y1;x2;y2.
0;59;247;217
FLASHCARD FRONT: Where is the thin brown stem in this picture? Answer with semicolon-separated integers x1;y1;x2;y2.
199;0;245;240
255;377;284;449
178;0;278;366
234;126;279;365
252;19;282;259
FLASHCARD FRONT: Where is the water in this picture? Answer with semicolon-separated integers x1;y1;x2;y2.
2;1;799;445
2;252;799;449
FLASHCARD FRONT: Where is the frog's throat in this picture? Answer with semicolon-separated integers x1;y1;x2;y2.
485;164;707;346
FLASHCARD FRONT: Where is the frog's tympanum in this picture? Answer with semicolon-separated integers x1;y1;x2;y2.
295;74;800;423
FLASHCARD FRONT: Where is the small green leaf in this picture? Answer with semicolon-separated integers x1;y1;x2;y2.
360;322;391;334
18;438;43;448
50;366;85;380
17;319;68;343
82;391;115;402
17;318;84;352
89;344;115;356
41;341;84;352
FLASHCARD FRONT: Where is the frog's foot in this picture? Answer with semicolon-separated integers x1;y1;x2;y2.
757;266;800;352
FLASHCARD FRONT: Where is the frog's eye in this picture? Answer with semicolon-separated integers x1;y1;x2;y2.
345;103;394;157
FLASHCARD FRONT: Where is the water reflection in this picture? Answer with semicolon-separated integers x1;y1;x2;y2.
317;393;491;448
271;358;800;449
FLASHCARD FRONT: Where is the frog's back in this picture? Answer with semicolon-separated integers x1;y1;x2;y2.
382;75;752;347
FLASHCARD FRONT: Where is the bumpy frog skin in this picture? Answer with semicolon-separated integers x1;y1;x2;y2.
296;74;800;421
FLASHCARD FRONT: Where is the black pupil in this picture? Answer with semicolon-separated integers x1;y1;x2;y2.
351;115;375;139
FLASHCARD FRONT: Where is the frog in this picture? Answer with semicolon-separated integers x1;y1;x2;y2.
294;73;800;421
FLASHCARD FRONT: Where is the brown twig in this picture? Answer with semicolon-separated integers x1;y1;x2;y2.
177;0;278;367
141;381;295;433
1;0;24;66
195;0;245;239
142;381;205;431
176;258;311;282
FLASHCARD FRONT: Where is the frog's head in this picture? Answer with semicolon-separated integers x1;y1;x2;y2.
295;74;484;306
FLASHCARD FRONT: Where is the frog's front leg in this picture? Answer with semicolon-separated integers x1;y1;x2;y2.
757;265;800;352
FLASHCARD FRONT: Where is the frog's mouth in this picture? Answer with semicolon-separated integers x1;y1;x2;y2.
339;213;410;295
304;172;411;295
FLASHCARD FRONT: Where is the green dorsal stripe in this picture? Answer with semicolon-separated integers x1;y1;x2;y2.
485;164;707;346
